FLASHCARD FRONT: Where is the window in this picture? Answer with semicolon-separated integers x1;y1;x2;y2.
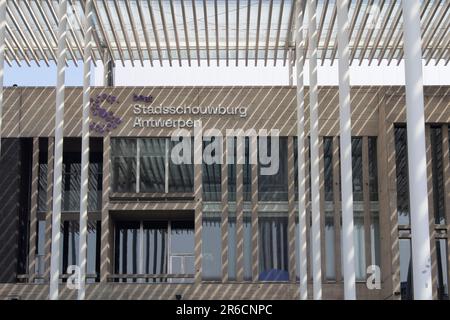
111;138;194;194
139;138;166;193
111;138;136;193
323;137;334;202
202;137;222;201
324;212;336;280
352;138;363;202
395;126;410;225
430;127;445;224
60;220;100;283
294;137;311;202
228;215;252;281
38;138;102;212
259;137;288;201
114;220;194;283
202;216;221;280
227;137;251;202
340;212;366;281
436;239;449;300
258;215;289;281
169;138;194;193
399;238;413;300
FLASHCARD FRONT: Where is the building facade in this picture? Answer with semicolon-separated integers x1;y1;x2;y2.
0;85;448;300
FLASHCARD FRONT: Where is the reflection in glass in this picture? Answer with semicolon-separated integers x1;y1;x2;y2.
114;222;140;282
323;137;334;202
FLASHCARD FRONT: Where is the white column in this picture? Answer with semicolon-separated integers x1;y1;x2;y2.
337;0;356;300
308;0;322;300
295;0;308;300
49;0;68;300
402;0;432;300
78;0;93;301
0;0;6;157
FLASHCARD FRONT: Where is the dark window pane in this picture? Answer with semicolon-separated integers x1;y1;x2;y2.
111;139;136;193
114;222;140;282
323;137;334;202
430;127;445;224
352;138;363;202
399;239;413;300
202;137;222;201
395;127;410;225
368;137;379;201
258;216;289;281
436;239;449;300
139;138;166;193
142;222;168;282
169;138;194;193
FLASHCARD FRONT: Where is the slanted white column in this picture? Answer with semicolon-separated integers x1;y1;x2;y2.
402;0;432;300
308;0;322;300
0;0;6;157
78;0;93;301
336;0;356;300
295;0;308;300
49;0;68;300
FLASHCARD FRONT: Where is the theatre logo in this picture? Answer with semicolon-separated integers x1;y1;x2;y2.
89;93;123;134
132;93;248;129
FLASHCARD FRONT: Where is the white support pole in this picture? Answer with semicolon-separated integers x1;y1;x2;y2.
0;0;6;157
295;0;308;300
402;0;432;300
337;0;356;300
308;0;322;300
49;0;67;300
78;0;93;301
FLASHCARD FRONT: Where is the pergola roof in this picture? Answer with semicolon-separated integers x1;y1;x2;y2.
4;0;450;67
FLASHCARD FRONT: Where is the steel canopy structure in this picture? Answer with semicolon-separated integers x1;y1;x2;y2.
2;0;450;67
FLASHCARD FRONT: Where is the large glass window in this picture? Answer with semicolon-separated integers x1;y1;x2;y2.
112;138;194;194
259;137;288;201
202;216;222;280
430;127;446;224
258;215;289;281
114;220;194;283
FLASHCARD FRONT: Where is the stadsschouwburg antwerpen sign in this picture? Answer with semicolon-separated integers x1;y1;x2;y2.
132;93;248;129
89;92;249;134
